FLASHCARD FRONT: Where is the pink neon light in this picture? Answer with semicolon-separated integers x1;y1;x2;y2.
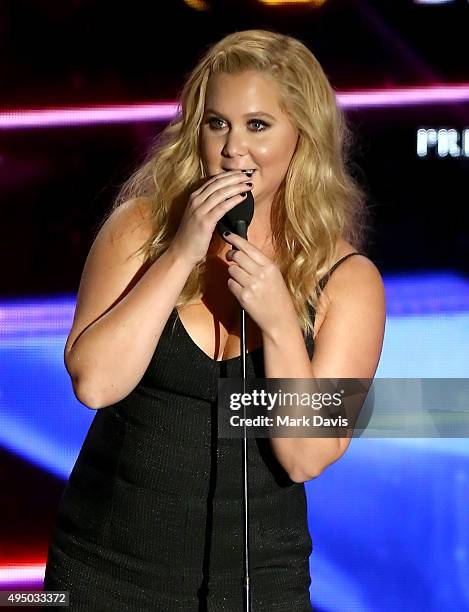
0;563;45;585
341;84;469;107
0;103;179;129
0;85;468;129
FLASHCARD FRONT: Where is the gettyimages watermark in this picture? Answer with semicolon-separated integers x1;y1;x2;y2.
217;378;469;438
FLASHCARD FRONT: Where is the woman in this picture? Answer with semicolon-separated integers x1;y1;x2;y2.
43;29;386;611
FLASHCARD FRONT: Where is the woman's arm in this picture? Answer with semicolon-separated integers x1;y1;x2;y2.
263;255;386;482
64;198;194;409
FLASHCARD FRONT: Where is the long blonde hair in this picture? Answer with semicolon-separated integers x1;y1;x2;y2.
101;29;370;339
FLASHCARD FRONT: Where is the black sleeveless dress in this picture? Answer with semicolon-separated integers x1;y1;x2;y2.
42;252;360;611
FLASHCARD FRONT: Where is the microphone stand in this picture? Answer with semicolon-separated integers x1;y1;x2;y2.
233;219;251;612
217;186;254;611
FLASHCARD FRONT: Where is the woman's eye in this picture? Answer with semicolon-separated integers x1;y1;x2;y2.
208;118;225;129
207;118;268;132
249;120;267;131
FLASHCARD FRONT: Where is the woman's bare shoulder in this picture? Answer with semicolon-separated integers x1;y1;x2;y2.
326;238;384;308
105;196;155;245
334;237;362;261
112;195;154;225
313;238;381;337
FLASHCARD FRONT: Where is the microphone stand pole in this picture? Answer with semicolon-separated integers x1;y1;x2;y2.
234;219;251;612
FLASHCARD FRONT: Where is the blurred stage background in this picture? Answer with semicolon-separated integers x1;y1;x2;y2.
1;1;468;610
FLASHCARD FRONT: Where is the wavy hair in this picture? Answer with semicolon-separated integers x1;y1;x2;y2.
102;29;370;339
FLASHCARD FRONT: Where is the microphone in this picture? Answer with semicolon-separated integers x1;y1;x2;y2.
216;191;254;240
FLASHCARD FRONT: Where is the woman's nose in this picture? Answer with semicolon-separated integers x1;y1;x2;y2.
221;129;248;157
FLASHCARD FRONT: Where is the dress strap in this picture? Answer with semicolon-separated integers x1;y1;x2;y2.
306;251;362;334
318;252;361;291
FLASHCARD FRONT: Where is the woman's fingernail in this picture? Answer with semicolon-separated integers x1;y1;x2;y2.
223;231;231;237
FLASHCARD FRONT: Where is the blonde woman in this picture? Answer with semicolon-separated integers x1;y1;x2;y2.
43;29;386;611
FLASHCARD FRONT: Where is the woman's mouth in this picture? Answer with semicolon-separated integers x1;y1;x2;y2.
222;168;257;177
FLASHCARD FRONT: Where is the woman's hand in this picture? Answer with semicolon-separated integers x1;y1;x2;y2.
170;170;254;267
223;232;298;340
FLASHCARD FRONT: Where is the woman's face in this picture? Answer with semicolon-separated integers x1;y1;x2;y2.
200;70;299;211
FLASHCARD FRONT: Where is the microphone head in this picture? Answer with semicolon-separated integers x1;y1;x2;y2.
216;191;254;238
